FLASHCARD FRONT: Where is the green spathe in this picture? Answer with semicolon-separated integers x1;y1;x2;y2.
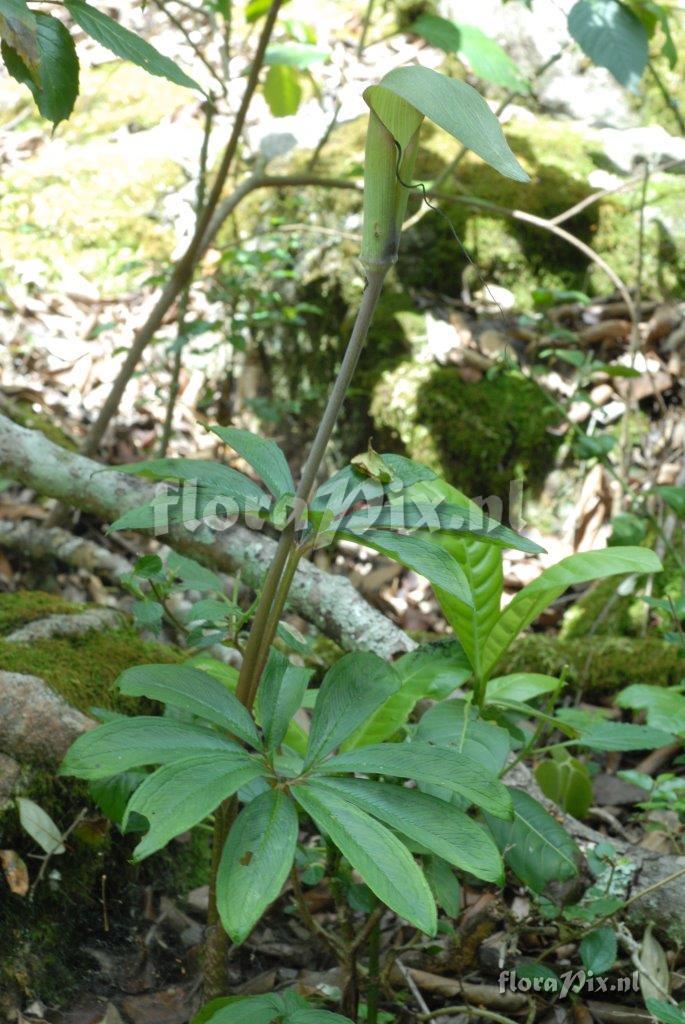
361;65;529;268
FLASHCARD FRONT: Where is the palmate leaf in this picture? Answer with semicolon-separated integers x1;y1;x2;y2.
64;0;201;91
480;546;662;678
303;652;402;769
2;12;78;126
319;741;512;819
118;663;261;748
485;788;581;894
124;752;266;860
60;716;239;780
211;426;294;498
256;648;311;751
313;777;504;882
217;789;299;944
294;781;437;935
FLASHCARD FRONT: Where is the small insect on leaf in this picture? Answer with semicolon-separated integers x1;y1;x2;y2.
351;442;395;485
240;851;253;866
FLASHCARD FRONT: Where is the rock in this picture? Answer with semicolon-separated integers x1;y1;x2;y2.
5;609;124;643
598;125;685;173
0;671;94;764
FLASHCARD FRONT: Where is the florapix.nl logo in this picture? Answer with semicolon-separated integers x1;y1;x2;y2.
499;968;640;1000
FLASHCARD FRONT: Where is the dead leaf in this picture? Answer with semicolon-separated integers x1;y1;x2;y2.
639;923;670;1002
0;849;30;896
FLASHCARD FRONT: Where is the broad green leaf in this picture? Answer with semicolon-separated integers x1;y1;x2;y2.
0;0;39;75
256;648;311;751
60;717;239;780
319;741;512;819
124;752;265;860
264;42;328;67
246;0;292;21
211;426;294;498
109;481;270;532
415;700;511;774
365;65;529;182
263;63;301;116
344;639;472;748
486;673;563;704
314;777;503;882
568;0;648;88
617;685;685;736
311;455;436;518
485;789;581;894
2;12;78;126
339;528;473;605
412;14;529;92
118;664;261;748
64;0;200;90
481;547;662;678
217;789;298;944
17;797;64;855
303;652;402;768
289;1011;353;1022
425;856;461;916
580;926;617;974
294;781;436;935
536;752;593;819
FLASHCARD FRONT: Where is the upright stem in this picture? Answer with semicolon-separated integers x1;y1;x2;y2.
204;265;388;999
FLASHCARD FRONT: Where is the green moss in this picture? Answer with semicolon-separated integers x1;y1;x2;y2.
0;591;82;636
0;625;183;712
560;577;647;640
1;399;77;451
497;634;685;695
372;364;562;503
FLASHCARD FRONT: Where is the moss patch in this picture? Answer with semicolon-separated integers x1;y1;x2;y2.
560;577;648;640
0;590;82;636
372;364;562;503
498;634;685;695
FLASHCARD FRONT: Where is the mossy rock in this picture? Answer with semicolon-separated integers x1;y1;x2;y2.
560;577;648;640
0;592;201;1009
497;633;685;695
0;591;183;712
371;364;562;503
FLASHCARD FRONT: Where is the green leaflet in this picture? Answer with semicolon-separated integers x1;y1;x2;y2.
415;700;511;774
485;788;581;894
211;426;294;498
338;527;473;605
118;663;261;748
313;777;503;883
217;789;299;944
319;741;512;819
343;639;472;749
60;717;239;780
124;752;266;860
256;648;311;751
0;0;39;75
480;547;662;678
294;781;436;935
65;0;200;91
303;652;402;768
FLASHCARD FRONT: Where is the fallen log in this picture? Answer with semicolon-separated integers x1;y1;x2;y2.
0;520;132;581
0;414;415;660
